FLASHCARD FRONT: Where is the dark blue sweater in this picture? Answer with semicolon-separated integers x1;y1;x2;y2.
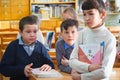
0;39;54;80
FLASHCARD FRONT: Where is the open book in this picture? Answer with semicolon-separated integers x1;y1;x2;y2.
32;68;62;78
78;42;104;64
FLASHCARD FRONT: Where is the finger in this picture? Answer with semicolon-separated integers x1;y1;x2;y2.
29;63;33;67
40;65;51;71
39;65;47;71
44;66;51;71
62;56;66;59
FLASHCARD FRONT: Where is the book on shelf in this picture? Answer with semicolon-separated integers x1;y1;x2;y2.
78;42;104;64
32;68;62;78
31;4;73;19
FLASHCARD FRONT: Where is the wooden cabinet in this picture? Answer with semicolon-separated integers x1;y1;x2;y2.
0;0;30;20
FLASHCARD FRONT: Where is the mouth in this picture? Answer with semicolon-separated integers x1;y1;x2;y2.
68;39;73;41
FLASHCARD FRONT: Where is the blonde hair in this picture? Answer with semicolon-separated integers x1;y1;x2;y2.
62;7;77;20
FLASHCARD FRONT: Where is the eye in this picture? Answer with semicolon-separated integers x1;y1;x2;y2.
72;31;75;34
89;13;94;15
83;13;86;16
34;30;37;33
26;31;31;33
65;32;69;34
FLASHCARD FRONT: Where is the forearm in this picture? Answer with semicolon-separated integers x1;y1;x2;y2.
69;59;90;73
0;65;25;77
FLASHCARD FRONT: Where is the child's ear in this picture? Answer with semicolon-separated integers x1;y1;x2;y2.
19;30;22;35
60;32;63;38
101;10;106;19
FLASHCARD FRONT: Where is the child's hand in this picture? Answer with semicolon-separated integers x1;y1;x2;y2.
71;69;77;74
61;56;69;66
39;64;52;71
71;71;81;80
117;51;120;59
88;64;101;72
24;63;33;77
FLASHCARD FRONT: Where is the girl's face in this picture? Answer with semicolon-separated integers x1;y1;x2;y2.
62;12;75;21
83;9;106;29
60;26;78;46
20;24;38;45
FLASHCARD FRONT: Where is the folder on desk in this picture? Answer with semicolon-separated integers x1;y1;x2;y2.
78;42;104;64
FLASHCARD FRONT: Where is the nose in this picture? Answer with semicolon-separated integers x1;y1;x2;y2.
68;32;73;37
30;32;35;36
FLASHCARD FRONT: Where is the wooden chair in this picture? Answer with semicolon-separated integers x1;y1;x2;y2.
0;32;18;59
107;27;120;46
54;27;60;43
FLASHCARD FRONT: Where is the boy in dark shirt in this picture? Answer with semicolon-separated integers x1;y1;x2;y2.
0;15;54;80
56;19;78;73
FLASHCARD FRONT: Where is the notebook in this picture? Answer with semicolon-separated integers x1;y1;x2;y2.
78;42;104;64
32;68;62;78
45;31;54;51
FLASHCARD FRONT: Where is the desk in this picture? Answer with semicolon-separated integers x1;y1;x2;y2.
29;68;120;80
110;68;120;80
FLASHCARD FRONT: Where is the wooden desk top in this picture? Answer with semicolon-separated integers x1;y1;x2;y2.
29;68;120;80
110;68;120;80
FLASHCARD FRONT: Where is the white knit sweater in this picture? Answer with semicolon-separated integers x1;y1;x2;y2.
69;24;116;80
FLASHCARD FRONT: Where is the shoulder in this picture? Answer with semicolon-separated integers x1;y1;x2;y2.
5;39;19;52
35;41;45;47
8;39;19;47
35;41;48;51
56;39;64;46
104;27;116;40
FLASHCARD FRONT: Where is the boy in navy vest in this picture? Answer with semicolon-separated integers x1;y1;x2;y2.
0;15;54;80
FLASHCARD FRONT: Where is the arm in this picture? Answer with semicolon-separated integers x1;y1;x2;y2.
56;41;72;73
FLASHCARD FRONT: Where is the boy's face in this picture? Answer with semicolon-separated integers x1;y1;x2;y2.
20;24;38;45
83;9;105;29
60;26;78;46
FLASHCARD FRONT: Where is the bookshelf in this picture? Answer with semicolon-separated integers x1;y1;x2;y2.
30;0;77;30
30;0;76;19
0;0;30;20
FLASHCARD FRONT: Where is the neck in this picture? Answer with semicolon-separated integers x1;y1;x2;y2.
92;22;103;29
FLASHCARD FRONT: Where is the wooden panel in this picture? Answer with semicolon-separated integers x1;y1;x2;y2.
10;21;19;30
0;21;10;29
0;0;11;7
0;7;11;20
40;20;57;30
11;6;29;20
11;0;29;6
56;20;62;27
0;0;30;20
